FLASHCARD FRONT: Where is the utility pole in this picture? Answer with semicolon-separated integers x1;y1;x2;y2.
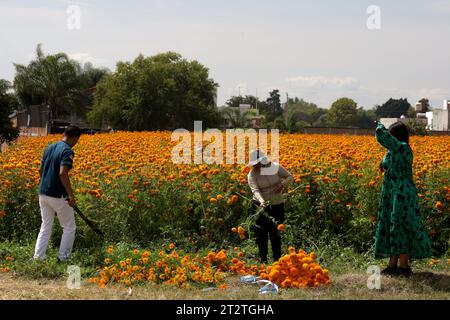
256;88;258;110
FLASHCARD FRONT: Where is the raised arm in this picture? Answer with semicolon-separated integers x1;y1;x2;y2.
375;123;403;151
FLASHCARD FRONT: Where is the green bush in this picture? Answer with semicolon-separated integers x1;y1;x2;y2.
1;163;448;257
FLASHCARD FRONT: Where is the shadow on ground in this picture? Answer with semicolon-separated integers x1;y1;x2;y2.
411;272;450;293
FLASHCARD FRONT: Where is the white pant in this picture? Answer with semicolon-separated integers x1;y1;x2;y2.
34;195;76;261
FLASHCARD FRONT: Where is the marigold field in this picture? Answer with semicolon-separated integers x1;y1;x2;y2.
0;132;449;289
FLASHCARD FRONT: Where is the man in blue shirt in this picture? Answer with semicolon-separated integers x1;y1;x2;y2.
34;126;81;261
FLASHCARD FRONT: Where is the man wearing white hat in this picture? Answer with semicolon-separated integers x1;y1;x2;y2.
247;149;293;263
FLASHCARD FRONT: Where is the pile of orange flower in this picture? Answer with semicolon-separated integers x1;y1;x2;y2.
89;244;264;289
89;244;330;290
260;247;330;288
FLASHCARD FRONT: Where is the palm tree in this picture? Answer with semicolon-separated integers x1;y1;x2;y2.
283;108;298;132
13;44;83;119
220;107;254;128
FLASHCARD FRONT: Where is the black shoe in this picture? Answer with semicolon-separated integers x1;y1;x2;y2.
398;266;412;277
381;265;399;276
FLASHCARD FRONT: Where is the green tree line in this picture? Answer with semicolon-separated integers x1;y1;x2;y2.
1;44;430;144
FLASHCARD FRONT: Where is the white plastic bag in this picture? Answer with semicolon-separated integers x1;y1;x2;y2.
240;275;260;284
257;280;279;294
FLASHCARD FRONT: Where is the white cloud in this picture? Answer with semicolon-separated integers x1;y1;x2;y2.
276;76;362;107
286;75;359;90
68;53;107;66
415;87;448;99
413;88;449;107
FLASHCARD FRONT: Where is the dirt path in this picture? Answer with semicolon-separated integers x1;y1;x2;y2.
1;271;449;300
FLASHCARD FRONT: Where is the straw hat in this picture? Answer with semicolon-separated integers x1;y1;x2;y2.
247;149;269;167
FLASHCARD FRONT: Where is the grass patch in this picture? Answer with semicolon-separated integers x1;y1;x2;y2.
1;240;448;300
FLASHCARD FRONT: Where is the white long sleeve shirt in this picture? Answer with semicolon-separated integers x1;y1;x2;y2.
247;162;294;205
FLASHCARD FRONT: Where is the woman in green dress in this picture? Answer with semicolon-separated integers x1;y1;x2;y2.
375;121;432;277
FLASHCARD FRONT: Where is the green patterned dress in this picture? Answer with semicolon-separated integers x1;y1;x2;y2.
374;123;432;259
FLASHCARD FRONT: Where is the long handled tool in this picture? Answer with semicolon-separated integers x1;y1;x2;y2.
73;205;104;237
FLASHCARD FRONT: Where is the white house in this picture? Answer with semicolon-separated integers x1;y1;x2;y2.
425;100;450;131
379;118;402;128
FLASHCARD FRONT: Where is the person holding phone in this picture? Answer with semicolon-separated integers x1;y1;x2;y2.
374;121;432;277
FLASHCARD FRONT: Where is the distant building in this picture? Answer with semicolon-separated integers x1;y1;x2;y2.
380;116;428;130
425;111;434;129
10;104;93;136
239;104;263;128
425;100;450;131
379;117;403;128
10;104;50;136
249;115;263;128
221;105;263;129
443;99;450;110
238;104;251;113
380;99;449;132
415;101;427;113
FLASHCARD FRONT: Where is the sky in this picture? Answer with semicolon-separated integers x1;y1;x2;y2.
0;0;449;109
